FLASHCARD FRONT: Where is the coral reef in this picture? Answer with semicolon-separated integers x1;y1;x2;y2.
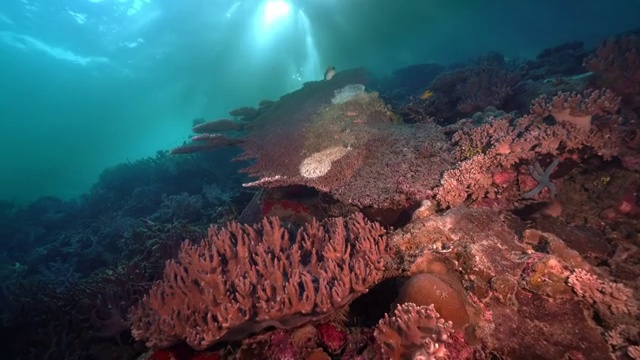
3;30;640;360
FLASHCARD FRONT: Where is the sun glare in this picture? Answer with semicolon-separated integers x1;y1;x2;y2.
264;0;291;26
250;0;320;86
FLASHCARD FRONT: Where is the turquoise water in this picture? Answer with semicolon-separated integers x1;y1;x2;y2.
0;0;638;203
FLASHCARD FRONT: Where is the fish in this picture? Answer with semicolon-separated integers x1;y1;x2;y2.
324;66;336;80
419;89;434;100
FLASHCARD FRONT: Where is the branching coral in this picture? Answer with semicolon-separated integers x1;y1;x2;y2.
530;89;622;130
435;89;626;208
584;35;640;109
568;269;638;317
129;213;389;350
374;303;453;360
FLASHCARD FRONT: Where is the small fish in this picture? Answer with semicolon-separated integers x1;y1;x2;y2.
324;66;336;80
419;89;434;100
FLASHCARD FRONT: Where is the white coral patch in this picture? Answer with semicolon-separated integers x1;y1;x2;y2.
299;146;350;178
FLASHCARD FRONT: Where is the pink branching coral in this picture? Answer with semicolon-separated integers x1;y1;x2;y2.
584;35;640;108
435;89;625;208
374;303;453;360
605;324;640;351
568;269;638;317
435;154;497;208
530;89;622;130
129;213;389;350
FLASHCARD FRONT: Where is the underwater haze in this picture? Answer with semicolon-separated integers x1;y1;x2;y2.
0;0;639;203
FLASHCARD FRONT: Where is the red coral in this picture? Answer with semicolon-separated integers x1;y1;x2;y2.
148;347;221;360
617;185;640;218
492;169;517;187
148;350;175;360
316;323;347;354
267;330;299;360
261;199;310;218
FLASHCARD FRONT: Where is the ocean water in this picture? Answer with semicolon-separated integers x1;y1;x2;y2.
0;0;638;203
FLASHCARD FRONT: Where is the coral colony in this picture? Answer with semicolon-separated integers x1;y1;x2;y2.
3;33;640;360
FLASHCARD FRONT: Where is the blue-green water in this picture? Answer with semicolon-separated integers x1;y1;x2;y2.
0;0;639;203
